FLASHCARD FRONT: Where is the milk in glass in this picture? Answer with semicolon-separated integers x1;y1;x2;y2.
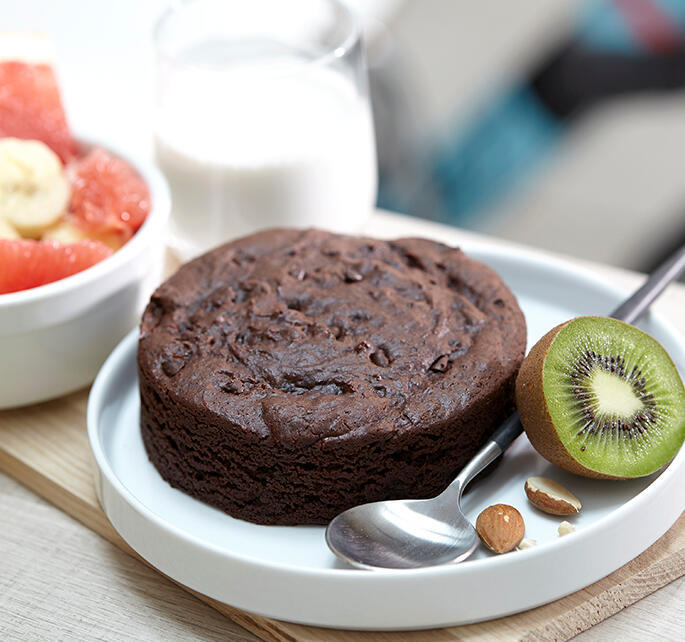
155;42;377;258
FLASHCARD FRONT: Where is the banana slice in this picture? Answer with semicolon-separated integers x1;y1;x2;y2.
41;220;84;244
42;220;125;251
0;32;54;64
0;216;19;239
0;138;70;237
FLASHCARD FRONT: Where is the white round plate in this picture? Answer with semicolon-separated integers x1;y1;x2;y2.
88;243;685;631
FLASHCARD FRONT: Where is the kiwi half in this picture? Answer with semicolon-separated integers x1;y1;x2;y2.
516;316;685;479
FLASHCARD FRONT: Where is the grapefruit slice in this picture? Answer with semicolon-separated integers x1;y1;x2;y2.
0;33;76;163
66;148;151;241
0;238;112;294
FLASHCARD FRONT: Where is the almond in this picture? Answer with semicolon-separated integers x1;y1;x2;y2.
475;504;525;554
524;476;581;516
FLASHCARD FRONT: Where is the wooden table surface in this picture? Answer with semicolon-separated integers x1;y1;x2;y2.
1;212;684;641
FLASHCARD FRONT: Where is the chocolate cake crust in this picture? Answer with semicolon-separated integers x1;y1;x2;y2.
138;229;526;524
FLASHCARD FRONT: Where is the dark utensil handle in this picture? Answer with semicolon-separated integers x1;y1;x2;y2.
491;410;523;451
492;243;685;454
610;245;685;324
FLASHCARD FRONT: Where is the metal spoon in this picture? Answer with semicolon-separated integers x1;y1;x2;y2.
326;245;685;570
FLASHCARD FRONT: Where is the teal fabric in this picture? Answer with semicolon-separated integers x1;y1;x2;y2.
580;0;685;53
428;87;561;224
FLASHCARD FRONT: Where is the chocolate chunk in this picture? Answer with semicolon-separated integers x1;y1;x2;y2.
430;355;449;372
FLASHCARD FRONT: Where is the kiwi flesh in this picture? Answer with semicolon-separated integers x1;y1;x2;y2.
516;316;685;479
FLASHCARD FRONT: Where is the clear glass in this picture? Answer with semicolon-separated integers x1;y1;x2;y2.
154;0;377;259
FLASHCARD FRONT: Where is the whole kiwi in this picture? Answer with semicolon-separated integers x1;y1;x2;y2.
516;316;685;479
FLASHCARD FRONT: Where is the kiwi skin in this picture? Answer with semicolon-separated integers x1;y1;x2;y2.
515;318;626;480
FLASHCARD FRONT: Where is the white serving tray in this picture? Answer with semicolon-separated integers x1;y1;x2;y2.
87;241;685;630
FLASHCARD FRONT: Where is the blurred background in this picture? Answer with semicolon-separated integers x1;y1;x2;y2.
5;0;685;274
371;0;685;276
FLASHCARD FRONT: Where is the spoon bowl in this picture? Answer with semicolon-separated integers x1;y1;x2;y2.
326;496;479;570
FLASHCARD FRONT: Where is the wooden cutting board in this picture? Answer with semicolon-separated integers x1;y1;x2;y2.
0;390;683;642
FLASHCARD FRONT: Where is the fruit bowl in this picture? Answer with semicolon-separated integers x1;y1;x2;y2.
0;138;170;409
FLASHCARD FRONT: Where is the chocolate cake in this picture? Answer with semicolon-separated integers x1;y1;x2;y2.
138;229;526;525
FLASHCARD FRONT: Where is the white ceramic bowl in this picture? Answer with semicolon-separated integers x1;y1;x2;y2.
0;139;170;409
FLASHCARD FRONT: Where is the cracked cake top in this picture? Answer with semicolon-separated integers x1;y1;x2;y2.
138;229;526;448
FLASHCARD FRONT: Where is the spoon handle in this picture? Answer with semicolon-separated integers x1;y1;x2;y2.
490;409;523;452
448;412;522;494
609;244;685;324
452;244;685;496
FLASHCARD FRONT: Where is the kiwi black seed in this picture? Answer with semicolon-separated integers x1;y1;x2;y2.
516;316;685;479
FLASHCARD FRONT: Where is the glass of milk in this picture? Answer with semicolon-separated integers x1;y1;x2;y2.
154;0;377;259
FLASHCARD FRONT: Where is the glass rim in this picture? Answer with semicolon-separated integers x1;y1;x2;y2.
153;0;361;70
